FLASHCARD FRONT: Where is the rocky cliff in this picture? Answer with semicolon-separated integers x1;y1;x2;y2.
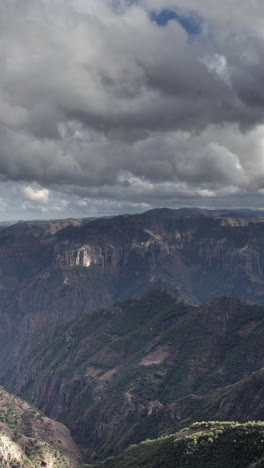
1;210;264;350
1;211;264;459
0;386;82;467
2;291;264;459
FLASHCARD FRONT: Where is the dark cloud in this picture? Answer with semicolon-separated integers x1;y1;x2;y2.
0;0;264;218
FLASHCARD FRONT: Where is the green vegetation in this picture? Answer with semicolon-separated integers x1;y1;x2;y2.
98;422;264;468
3;291;264;459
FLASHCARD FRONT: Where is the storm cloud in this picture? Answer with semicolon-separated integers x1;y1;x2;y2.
1;0;264;218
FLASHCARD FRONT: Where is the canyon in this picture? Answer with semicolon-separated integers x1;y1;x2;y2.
0;209;264;465
1;208;264;347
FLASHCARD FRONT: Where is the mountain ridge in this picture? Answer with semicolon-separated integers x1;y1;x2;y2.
95;421;264;468
1;291;264;459
0;210;264;461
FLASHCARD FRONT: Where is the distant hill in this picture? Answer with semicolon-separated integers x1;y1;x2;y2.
144;207;264;218
1;208;264;351
2;209;264;352
0;220;17;231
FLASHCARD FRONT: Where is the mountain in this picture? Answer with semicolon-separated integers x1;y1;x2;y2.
143;207;264;218
0;221;17;229
1;211;264;460
1;208;264;352
2;291;264;459
167;366;264;426
0;386;82;467
96;421;264;468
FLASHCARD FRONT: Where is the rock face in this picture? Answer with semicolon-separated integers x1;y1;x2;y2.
2;210;264;459
167;366;264;426
1;210;264;350
0;386;82;467
2;291;264;459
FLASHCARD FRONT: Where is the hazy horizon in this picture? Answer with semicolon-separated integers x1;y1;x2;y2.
3;205;264;223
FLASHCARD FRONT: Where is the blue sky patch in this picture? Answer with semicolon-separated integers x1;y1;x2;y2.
151;9;202;35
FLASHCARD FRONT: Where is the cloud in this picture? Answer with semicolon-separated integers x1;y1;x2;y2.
0;0;264;217
77;200;88;207
1;0;262;141
23;185;50;203
0;200;7;212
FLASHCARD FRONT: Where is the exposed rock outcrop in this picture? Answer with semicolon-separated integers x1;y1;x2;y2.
1;211;264;349
0;386;82;467
2;291;264;459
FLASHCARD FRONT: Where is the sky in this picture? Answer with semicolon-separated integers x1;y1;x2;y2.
1;0;264;219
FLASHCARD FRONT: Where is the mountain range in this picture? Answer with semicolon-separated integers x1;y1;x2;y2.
2;290;264;460
0;208;264;465
1;207;264;347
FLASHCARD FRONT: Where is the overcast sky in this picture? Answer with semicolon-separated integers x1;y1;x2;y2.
1;0;264;219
